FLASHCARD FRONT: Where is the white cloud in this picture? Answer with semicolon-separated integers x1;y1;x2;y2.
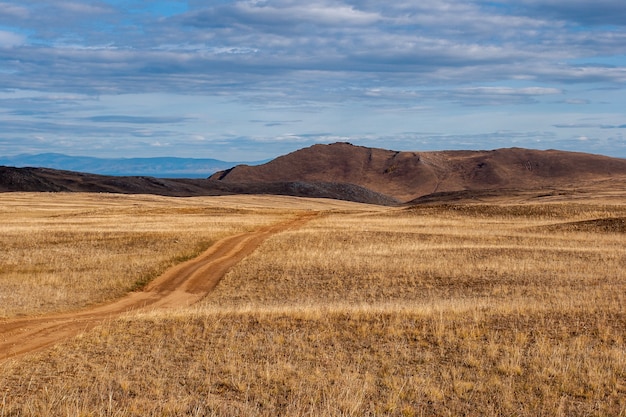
0;2;29;18
538;65;626;84
56;2;113;15
0;30;24;47
563;99;590;105
235;1;381;26
458;87;562;96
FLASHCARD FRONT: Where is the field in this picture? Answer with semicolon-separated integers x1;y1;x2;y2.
1;192;625;416
0;193;298;317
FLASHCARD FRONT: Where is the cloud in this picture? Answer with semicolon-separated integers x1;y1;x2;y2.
184;1;381;32
447;86;562;105
539;65;626;84
87;115;191;124
0;2;29;18
0;0;625;159
553;123;598;128
554;123;626;129
1;0;624;97
344;86;563;107
561;99;590;105
508;0;626;26
249;119;303;127
56;1;114;15
0;30;25;47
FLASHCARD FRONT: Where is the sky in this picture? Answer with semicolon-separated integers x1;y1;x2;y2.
0;0;625;161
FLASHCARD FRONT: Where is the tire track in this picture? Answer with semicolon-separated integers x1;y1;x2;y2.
0;212;318;363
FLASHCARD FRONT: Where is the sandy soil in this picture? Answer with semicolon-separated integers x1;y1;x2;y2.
0;212;317;362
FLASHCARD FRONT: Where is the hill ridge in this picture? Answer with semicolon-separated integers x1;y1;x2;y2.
4;143;626;204
211;143;626;202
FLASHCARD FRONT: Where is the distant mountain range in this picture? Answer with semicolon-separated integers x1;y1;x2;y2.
0;153;263;178
3;143;626;205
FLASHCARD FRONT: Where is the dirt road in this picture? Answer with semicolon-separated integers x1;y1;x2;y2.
0;212;317;363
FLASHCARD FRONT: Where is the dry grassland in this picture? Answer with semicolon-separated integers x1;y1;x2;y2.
0;193;300;317
1;194;625;416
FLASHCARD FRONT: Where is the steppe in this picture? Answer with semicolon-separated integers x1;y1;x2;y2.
1;190;624;416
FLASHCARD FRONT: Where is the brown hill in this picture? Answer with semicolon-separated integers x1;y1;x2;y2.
211;143;626;203
0;166;397;205
4;143;626;205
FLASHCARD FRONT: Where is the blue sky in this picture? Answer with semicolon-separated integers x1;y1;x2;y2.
1;0;625;161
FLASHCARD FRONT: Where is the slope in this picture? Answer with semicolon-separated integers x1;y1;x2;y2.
211;143;626;202
0;166;398;205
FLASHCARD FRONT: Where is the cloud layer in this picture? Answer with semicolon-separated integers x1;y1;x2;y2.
0;0;625;159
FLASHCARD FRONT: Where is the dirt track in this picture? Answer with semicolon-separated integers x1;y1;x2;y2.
0;212;317;363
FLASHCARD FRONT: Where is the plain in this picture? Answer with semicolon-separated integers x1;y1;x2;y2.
0;192;625;416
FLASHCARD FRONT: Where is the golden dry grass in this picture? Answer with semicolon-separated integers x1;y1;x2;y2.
1;194;625;416
201;203;626;310
0;193;310;317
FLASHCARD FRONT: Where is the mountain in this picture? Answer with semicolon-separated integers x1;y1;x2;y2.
211;142;626;202
0;153;262;178
3;143;626;205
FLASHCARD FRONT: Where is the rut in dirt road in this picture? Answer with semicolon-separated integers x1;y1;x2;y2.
0;212;318;363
